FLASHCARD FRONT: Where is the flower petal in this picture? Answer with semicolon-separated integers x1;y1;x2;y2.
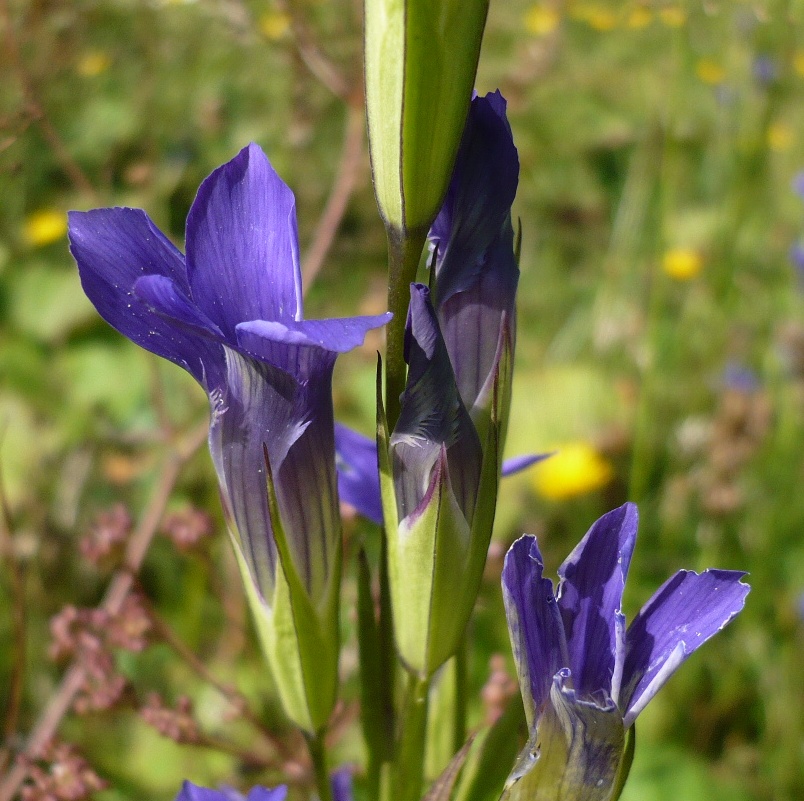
437;225;519;414
209;348;307;598
237;312;391;362
391;284;482;524
556;503;638;701
247;790;287;801
502;452;552;476
621;568;750;726
186;143;302;339
68;208;223;387
334;424;383;525
175;783;286;801
431;91;519;303
501;535;567;728
134;274;224;339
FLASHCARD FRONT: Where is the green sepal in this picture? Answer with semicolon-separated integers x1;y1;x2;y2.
610;724;636;801
388;448;474;676
376;354;399;536
500;685;626;801
233;447;340;734
365;0;490;234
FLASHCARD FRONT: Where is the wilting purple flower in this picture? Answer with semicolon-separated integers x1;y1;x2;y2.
69;143;389;604
428;90;519;420
501;503;750;798
175;781;286;801
335;424;546;525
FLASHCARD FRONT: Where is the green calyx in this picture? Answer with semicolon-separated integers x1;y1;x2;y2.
229;449;340;735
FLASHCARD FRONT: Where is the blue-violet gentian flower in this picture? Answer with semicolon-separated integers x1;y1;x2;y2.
68;143;390;732
501;502;750;800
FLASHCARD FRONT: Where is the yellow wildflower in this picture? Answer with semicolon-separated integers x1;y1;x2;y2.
626;7;652;28
659;6;686;27
696;59;726;85
76;51;111;77
23;210;67;247
524;5;560;36
662;248;703;280
532;442;614;501
570;3;617;30
767;122;794;152
259;10;291;41
793;50;804;77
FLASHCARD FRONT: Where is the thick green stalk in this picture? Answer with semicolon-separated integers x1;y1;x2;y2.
396;671;431;801
385;228;427;430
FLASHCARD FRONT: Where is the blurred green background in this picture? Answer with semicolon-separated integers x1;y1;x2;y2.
1;0;803;799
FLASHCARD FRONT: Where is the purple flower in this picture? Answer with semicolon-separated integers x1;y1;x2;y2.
335;423;546;525
792;170;804;200
175;782;286;801
69;142;389;601
501;503;749;797
69;143;390;730
428;90;520;421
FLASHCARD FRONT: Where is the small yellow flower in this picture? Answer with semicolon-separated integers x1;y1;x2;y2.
532;442;614;501
586;8;617;31
259;10;291;41
793;50;804;77
570;3;617;31
626;7;652;28
23;209;67;247
662;248;703;280
767;122;794;152
696;59;726;85
659;6;686;27
524;5;560;36
76;51;111;77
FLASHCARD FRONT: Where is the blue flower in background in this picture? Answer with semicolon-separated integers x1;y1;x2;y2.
175;782;286;801
69;143;390;605
501;503;750;799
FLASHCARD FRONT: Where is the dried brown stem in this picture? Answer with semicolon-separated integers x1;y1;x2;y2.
278;0;352;100
0;421;208;801
0;0;97;198
302;103;365;294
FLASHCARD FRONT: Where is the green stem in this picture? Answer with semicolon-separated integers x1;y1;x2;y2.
396;671;431;801
385;227;427;430
452;640;468;754
306;732;334;801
